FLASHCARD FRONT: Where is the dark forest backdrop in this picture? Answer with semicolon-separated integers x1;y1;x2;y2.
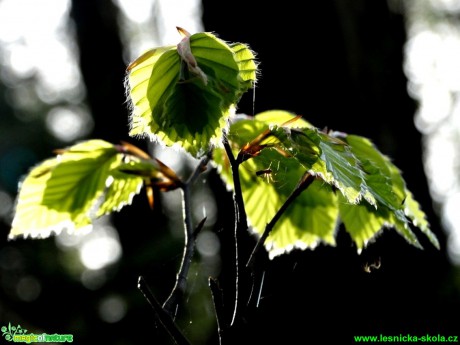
1;0;459;344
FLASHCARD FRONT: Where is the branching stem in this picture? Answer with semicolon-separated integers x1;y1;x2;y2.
161;153;211;316
223;139;248;231
223;138;249;326
138;276;191;345
162;184;194;315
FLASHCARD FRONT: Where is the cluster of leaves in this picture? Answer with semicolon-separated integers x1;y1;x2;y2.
213;110;439;257
9;28;438;259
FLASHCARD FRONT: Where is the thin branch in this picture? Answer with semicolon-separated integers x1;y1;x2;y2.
223;136;237;165
162;186;193;315
162;155;210;316
209;277;225;345
246;172;315;268
223;139;248;231
187;151;212;185
192;216;208;238
223;138;248;327
138;276;191;345
139;154;210;343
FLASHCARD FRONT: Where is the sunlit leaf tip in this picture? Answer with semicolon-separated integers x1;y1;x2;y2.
176;26;191;37
403;190;440;249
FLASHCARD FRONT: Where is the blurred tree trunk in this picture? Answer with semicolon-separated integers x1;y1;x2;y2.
69;2;172;342
70;0;130;144
69;0;164;250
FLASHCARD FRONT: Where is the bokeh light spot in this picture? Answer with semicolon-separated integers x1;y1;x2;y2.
98;295;127;323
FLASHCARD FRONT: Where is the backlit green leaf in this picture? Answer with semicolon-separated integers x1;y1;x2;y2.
338;196;388;250
344;135;403;209
404;190;440;249
9;140;144;239
338;196;421;251
126;30;257;157
243;149;338;258
271;126;321;170
314;132;368;204
342;134;438;249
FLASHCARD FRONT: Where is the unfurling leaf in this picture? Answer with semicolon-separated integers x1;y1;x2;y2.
125;29;258;157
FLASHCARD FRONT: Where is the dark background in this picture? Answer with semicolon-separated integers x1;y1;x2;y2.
1;0;459;344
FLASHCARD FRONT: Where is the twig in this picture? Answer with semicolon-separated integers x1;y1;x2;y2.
162;154;210;316
209;277;225;345
222;138;249;326
187;151;212;185
246;172;315;268
138;276;191;345
223;139;248;231
139;154;210;343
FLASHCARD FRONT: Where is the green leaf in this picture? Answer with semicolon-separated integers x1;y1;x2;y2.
338;195;421;251
96;171;144;217
338;197;387;250
213;111;338;258
256;109;312;128
126;31;257;157
230;42;258;94
403;190;440;249
342;134;438;249
280;128;369;205
239;148;338;258
343;135;403;208
315;132;369;204
9;140;144;239
271;126;321;169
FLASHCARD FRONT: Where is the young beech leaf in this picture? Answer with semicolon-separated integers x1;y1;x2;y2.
126;29;257;158
341;134;439;250
9;140;144;239
241;152;339;258
272;126;375;206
